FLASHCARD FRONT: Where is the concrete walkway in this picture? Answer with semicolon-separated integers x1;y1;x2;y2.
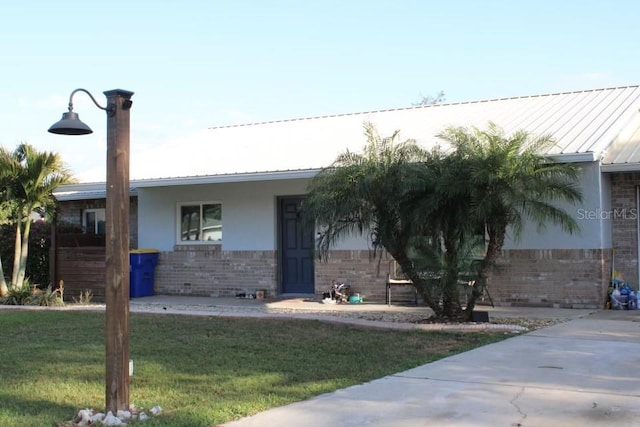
220;308;640;427
128;295;592;319
125;296;595;332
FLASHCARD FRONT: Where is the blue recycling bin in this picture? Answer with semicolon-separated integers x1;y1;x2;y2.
129;249;159;298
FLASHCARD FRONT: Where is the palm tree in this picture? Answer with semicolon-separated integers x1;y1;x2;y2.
0;206;8;295
0;146;19;296
437;123;583;317
304;121;583;321
302;123;444;311
405;148;486;319
0;144;74;290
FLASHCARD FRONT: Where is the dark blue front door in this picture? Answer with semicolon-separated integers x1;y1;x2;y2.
280;197;314;294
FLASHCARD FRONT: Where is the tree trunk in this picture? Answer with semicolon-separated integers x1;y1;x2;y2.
463;277;485;321
442;233;463;320
393;251;442;317
11;214;22;290
15;219;32;288
414;277;443;318
464;224;505;320
0;255;7;297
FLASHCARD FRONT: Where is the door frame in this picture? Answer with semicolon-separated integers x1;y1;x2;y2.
277;196;315;295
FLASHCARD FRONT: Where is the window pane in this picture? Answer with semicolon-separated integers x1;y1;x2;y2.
85;212;96;235
181;206;200;241
83;209;106;235
202;204;222;241
97;219;106;235
96;210;106;235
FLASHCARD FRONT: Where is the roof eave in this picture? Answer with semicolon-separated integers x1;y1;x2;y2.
601;163;640;172
54;188;138;201
54;169;321;199
133;169;321;188
549;152;598;163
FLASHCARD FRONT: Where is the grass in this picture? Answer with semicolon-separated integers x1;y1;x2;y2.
0;309;511;426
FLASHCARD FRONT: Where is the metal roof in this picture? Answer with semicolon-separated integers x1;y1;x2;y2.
54;188;138;201
600;107;640;171
56;85;640;197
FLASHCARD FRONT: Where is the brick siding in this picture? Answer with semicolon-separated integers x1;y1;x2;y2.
154;245;278;297
55;243;610;307
609;172;639;287
313;250;416;303
488;248;608;308
153;248;420;304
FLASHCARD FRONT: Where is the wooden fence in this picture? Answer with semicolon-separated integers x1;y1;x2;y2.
55;247;106;302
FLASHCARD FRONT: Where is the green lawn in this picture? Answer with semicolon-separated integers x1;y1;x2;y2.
0;310;510;426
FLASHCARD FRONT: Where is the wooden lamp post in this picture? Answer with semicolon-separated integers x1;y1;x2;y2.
49;88;134;413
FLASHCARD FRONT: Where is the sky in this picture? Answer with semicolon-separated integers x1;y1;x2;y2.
1;0;640;182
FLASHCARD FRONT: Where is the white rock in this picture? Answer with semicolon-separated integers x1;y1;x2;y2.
76;408;92;426
150;405;163;415
76;408;92;419
90;412;105;423
138;412;150;421
117;409;132;420
102;411;124;426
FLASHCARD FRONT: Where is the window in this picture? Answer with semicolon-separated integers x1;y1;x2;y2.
83;209;106;235
178;202;222;243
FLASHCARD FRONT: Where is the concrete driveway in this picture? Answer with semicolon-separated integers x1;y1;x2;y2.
222;309;640;427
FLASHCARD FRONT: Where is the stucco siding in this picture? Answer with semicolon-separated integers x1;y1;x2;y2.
138;180;304;251
136;178;371;252
502;162;606;250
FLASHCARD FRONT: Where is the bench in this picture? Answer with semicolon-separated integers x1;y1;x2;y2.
385;277;417;305
385;259;494;307
386;261;417;305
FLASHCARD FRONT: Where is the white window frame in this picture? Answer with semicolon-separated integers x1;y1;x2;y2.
176;201;223;244
82;208;106;235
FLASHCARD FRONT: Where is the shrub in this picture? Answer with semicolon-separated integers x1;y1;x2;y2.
30;285;64;307
73;289;94;305
0;279;65;307
0;280;34;305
